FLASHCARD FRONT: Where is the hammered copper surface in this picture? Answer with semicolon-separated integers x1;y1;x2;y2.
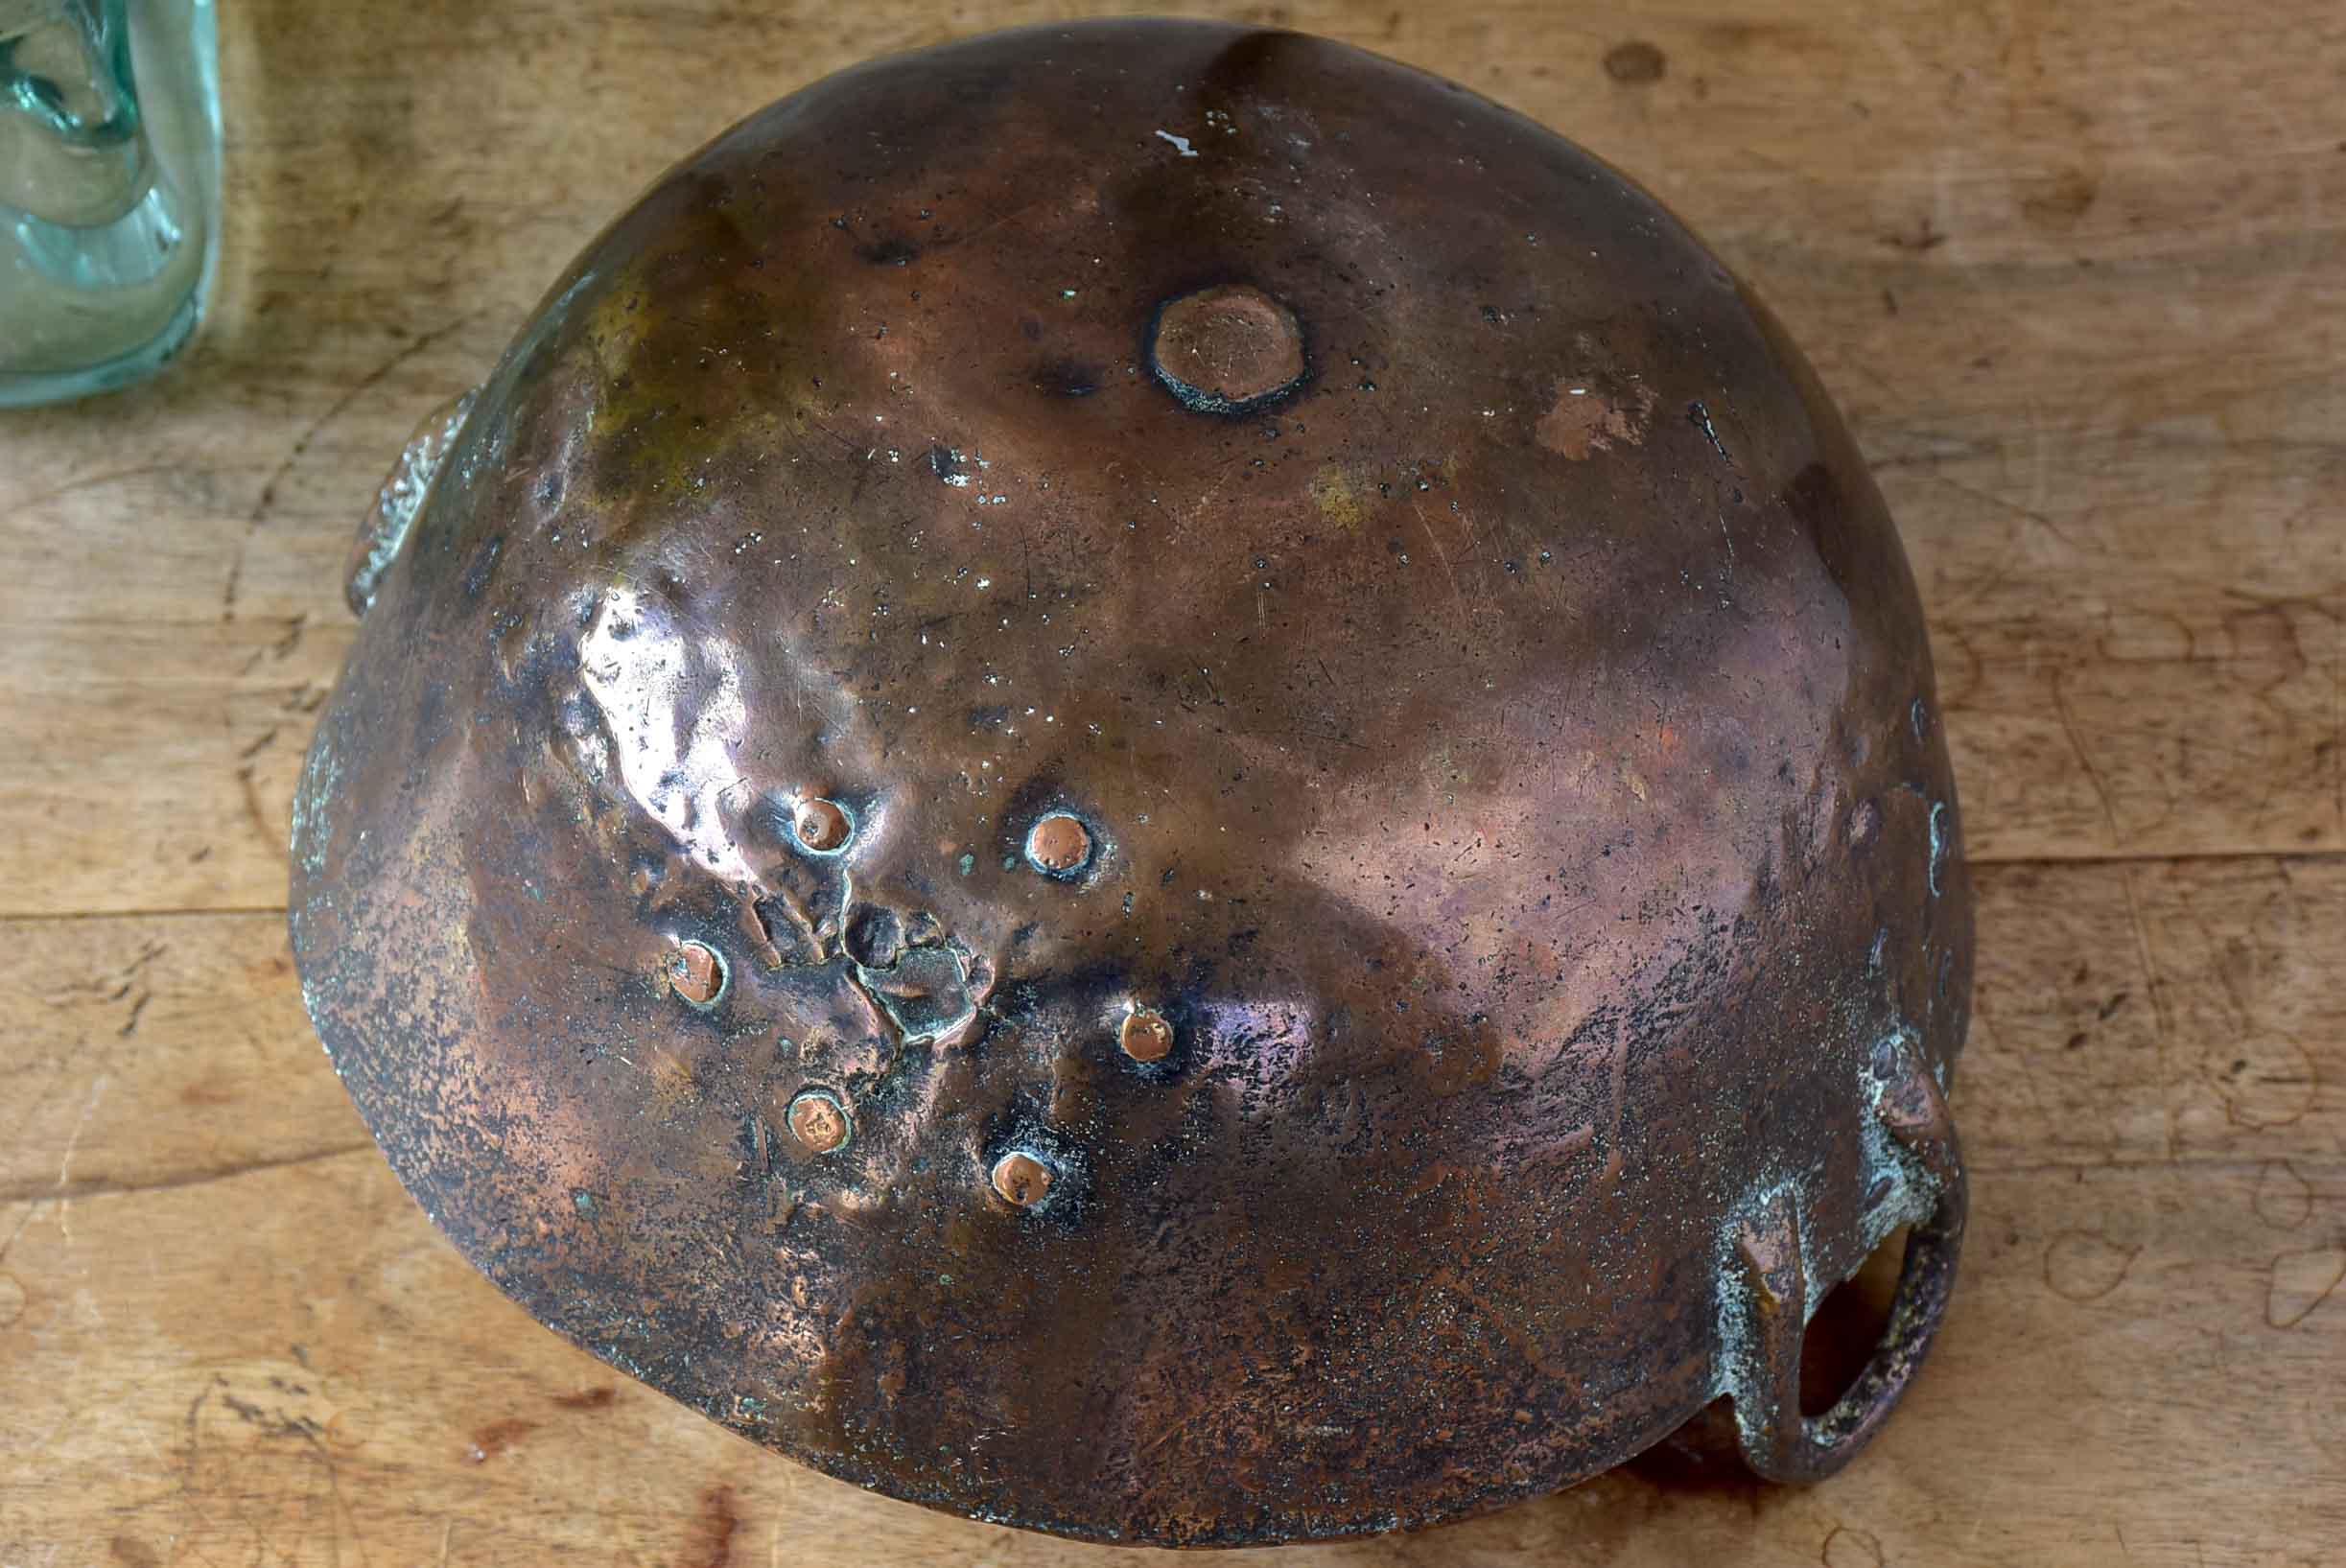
290;18;1973;1547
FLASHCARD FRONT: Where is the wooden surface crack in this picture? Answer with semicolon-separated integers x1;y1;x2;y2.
0;1142;376;1206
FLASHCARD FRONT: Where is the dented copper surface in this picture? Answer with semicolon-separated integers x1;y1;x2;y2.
290;17;1973;1547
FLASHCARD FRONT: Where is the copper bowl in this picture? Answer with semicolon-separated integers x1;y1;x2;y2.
293;18;1972;1546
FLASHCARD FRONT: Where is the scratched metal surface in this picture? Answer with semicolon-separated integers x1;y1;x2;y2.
0;1;2340;1564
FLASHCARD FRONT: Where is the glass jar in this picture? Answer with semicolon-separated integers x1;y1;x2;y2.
0;0;221;407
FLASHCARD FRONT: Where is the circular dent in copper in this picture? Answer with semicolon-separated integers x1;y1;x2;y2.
1148;285;1305;414
793;797;854;853
1119;1007;1175;1063
990;1150;1055;1206
1024;812;1093;876
665;940;725;1007
786;1089;852;1154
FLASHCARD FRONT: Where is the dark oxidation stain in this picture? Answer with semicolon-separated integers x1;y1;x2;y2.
1603;41;1667;83
845;906;904;969
108;1539;160;1568
1033;359;1104;397
461;535;504;600
856;236;921;267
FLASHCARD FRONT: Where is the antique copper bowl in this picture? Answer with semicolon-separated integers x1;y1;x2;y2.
292;18;1972;1547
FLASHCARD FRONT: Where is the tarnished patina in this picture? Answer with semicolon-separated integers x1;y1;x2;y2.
292;18;1973;1547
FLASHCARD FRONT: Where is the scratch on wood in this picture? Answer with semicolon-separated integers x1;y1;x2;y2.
2114;868;2178;1162
223;311;483;621
2049;668;2121;846
236;763;275;850
0;1200;44;1270
1925;469;2091;556
2264;1247;2345;1328
0;463;184;527
57;1075;110;1189
0;1141;373;1206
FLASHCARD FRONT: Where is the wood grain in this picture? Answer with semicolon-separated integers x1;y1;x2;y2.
1;0;2341;1562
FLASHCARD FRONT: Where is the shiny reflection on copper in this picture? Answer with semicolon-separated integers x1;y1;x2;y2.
578;586;756;883
990;1151;1055;1206
665;940;724;1006
786;1088;852;1153
1119;1007;1175;1063
1024;812;1092;876
794;797;854;853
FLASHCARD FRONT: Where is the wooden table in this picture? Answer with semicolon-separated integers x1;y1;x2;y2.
4;1;2339;1562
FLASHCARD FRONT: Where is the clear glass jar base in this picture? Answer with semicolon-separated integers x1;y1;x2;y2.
0;0;220;409
0;276;204;409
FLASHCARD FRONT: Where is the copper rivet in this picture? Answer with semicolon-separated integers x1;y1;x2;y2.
1120;1007;1175;1063
786;1090;851;1154
795;797;853;852
1150;284;1306;412
990;1151;1054;1206
667;941;724;1005
1026;812;1092;875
